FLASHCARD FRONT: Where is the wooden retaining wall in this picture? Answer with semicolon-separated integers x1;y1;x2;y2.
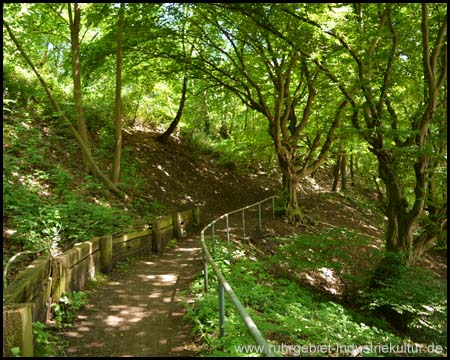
3;207;199;357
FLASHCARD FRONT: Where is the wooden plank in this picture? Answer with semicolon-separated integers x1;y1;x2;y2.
158;215;173;230
3;257;51;305
58;241;100;269
112;234;149;257
73;237;100;253
159;226;174;242
112;230;152;245
180;209;193;223
67;252;100;292
112;248;145;265
32;277;52;324
50;257;69;301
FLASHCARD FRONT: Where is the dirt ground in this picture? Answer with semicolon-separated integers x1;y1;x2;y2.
62;235;203;357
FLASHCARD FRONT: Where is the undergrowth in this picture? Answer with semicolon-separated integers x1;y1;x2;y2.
3;96;163;278
185;241;447;357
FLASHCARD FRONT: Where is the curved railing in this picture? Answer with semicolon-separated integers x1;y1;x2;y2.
200;195;277;357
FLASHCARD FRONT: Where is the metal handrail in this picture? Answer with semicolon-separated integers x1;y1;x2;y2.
200;195;277;357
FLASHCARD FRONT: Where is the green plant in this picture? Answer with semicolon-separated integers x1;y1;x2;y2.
165;238;178;250
115;260;130;273
32;321;61;357
10;346;21;357
53;291;87;329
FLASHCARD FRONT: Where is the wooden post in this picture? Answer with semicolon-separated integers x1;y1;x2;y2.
3;303;34;357
51;257;68;302
100;235;113;274
152;219;161;254
193;207;200;228
173;213;181;239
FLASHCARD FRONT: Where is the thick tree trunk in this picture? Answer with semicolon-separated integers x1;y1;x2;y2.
378;156;417;256
68;3;92;173
277;147;304;223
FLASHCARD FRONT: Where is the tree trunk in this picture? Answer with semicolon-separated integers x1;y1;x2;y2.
112;3;125;185
332;154;341;192
203;92;210;135
277;147;304;223
378;155;416;255
157;75;188;144
340;150;347;191
68;3;92;173
350;153;355;187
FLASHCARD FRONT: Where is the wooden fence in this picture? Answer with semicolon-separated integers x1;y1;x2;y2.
2;207;200;357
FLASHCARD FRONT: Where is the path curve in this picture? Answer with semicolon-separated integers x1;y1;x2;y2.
62;234;202;357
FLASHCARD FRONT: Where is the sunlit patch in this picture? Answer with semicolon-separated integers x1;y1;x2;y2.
319;267;336;282
128;317;142;323
105;315;124;326
5;229;16;236
156;164;170;177
148;292;162;298
64;331;80;338
158;273;177;283
142;274;156;280
94;198;111;207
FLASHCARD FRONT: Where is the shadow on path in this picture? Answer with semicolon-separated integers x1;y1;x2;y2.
62;235;202;357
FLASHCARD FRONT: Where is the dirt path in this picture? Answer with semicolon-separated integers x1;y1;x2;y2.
62;234;202;357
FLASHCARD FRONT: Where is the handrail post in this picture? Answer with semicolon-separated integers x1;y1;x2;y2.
218;283;225;337
242;209;246;239
201;231;209;292
226;214;230;248
204;256;209;292
258;203;262;230
272;196;275;218
212;223;215;254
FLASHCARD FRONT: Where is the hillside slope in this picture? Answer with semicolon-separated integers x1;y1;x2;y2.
120;128;278;223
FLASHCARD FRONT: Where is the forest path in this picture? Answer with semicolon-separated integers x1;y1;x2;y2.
62;234;202;357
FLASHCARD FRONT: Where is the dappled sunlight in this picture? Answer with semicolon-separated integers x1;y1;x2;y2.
11;170;52;197
5;229;17;236
61;235;203;356
303;176;322;191
156;164;170;177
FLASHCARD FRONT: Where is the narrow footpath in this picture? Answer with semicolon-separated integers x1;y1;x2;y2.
62;234;203;357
